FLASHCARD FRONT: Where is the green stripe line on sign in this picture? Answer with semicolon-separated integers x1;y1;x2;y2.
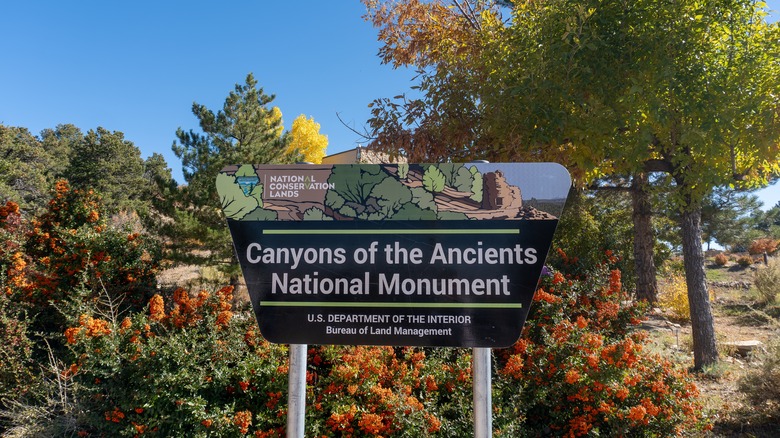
262;229;519;235
261;301;522;309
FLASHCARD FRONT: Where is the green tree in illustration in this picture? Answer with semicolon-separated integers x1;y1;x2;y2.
422;166;445;192
436;163;474;193
216;172;261;221
324;165;446;220
324;165;390;218
397;163;409;180
394;197;438;220
215;164;275;221
470;166;483;203
303;207;333;221
453;165;475;193
369;177;413;219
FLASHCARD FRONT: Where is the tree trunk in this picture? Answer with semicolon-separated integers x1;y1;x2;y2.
631;173;658;303
230;274;241;291
679;207;719;370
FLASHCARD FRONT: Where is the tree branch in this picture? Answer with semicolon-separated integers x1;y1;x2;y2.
336;112;375;142
643;159;673;173
453;0;481;30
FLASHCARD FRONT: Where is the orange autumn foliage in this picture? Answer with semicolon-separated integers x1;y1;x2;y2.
494;251;708;436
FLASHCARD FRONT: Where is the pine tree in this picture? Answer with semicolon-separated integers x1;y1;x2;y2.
0;124;52;215
170;74;297;277
64;127;147;214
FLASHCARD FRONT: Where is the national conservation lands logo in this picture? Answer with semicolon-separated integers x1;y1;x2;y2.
216;164;338;221
265;174;335;197
217;163;571;347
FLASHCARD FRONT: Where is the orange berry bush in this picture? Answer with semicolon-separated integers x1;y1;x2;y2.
0;201;41;406
63;286;290;437
304;345;473;437
23;181;160;308
0;182;161;430
493;252;710;436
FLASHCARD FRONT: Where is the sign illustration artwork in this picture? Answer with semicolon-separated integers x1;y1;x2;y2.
217;163;570;347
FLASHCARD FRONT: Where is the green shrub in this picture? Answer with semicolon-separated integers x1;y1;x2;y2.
550;190;656;291
4;192;712;438
0;187;161;430
64;286;290;437
24;181;160;307
59;255;710;437
0;201;42;417
0;292;40;413
306;346;472;437
63;285;469;437
19;181;161;338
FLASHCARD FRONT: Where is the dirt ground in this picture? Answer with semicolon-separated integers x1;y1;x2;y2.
645;260;780;437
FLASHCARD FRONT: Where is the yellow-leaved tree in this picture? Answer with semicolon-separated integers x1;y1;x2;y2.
288;114;328;164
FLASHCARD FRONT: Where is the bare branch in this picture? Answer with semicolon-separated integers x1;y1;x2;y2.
336;112;375;142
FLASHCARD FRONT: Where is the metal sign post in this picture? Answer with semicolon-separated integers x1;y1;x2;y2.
287;343;307;438
473;347;492;438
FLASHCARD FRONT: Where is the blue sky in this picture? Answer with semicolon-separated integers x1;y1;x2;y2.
0;1;415;181
1;1;778;208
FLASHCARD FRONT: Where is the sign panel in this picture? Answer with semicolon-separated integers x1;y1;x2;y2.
217;163;570;347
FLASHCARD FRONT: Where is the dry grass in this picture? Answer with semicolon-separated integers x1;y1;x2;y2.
641;257;780;437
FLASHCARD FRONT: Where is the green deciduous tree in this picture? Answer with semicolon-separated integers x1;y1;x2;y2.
170;74;297;275
480;1;779;365
364;0;780;369
363;0;663;302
